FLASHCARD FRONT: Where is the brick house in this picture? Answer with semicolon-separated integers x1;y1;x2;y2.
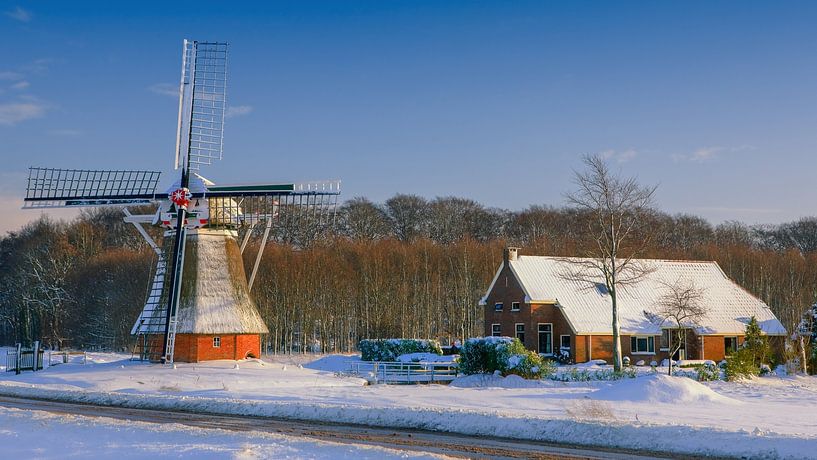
480;248;786;363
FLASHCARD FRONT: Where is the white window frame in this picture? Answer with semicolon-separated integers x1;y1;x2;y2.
213;336;221;348
537;323;553;356
559;334;571;351
491;323;501;337
494;302;504;312
511;301;520;311
515;323;525;343
630;335;655;355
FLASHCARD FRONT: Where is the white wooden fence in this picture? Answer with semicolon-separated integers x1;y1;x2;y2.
349;361;458;384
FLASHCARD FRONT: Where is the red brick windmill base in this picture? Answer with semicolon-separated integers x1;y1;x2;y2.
146;334;261;363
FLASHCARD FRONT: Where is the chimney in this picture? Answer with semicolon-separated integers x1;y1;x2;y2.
503;247;519;266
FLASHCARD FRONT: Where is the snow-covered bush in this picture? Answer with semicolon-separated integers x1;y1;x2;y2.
725;316;772;381
555;348;574;365
622;356;630;366
551;366;636;382
358;339;443;362
459;337;555;379
695;363;721;381
724;347;759;381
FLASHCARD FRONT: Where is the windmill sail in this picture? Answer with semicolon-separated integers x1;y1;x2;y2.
23;167;161;208
206;180;341;226
175;40;228;171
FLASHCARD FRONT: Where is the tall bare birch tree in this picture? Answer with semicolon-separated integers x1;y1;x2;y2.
561;155;658;371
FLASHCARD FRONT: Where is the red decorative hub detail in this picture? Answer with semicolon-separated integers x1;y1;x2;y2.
169;187;192;210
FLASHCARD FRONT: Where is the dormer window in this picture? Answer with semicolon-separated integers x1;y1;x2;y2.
494;302;504;311
511;302;520;311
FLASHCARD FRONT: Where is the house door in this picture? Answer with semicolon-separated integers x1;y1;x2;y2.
538;324;552;355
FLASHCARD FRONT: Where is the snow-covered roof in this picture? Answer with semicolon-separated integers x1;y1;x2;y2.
485;255;786;336
133;228;268;335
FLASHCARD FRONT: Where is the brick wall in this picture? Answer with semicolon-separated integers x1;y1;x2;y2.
529;303;573;357
172;334;261;362
235;334;262;359
483;263;528;338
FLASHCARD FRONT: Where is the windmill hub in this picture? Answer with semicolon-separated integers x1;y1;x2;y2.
169;188;191;209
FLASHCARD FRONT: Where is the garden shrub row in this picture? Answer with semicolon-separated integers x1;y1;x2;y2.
358;338;443;361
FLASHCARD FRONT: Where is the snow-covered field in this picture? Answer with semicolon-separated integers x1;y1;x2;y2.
1;352;816;459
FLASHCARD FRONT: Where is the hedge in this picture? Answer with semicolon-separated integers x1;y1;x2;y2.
358;338;443;361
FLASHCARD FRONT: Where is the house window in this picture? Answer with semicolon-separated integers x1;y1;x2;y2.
511;302;520;311
560;335;571;351
630;336;655;354
538;323;552;355
724;336;738;356
660;329;670;351
495;302;504;311
515;323;525;343
491;324;501;337
213;336;221;348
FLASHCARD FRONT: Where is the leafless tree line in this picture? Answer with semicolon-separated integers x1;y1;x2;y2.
1;196;817;352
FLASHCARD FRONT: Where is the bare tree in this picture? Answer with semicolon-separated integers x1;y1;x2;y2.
652;278;707;375
385;194;429;242
561;155;658;371
338;197;392;241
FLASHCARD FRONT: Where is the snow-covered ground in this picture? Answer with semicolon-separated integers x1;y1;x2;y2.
1;352;816;459
0;405;443;459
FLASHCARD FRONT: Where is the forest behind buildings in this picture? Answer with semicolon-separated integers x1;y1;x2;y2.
1;193;816;356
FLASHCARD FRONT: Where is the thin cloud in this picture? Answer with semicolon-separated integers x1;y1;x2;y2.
148;83;178;97
0;102;47;125
0;71;23;81
599;148;638;163
20;58;53;75
10;80;29;90
226;105;253;118
5;6;31;23
672;145;755;163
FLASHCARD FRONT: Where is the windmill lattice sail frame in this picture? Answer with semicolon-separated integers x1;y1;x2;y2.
24;167;161;208
175;40;228;171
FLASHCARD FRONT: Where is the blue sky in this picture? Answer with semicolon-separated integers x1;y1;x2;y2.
1;1;816;233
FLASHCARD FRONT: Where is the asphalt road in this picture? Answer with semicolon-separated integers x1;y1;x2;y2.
0;395;700;459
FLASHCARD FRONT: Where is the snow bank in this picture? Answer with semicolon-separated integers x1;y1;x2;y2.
591;374;740;404
450;373;553;389
575;359;607;368
303;354;363;372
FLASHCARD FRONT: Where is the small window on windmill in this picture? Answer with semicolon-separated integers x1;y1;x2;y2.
213;337;221;348
595;283;609;295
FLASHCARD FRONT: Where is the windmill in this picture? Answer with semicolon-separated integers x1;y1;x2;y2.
22;39;340;363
